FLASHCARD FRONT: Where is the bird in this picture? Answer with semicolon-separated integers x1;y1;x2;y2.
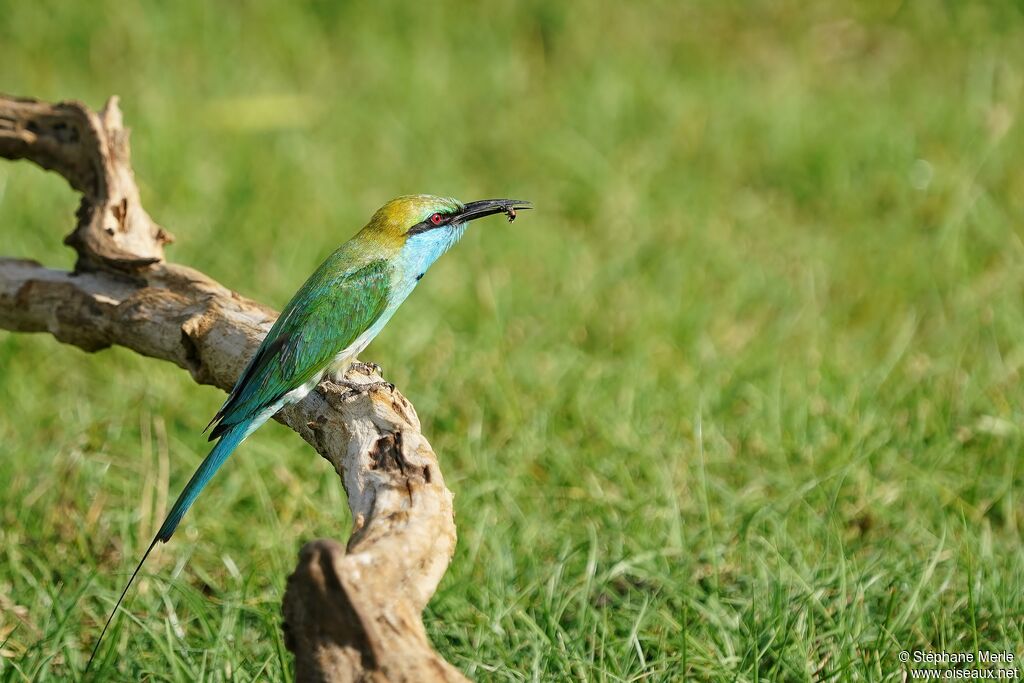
87;194;531;668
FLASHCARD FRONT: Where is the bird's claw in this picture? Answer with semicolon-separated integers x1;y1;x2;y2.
350;361;384;377
337;379;394;396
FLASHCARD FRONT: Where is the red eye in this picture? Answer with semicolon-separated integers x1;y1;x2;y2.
429;213;444;225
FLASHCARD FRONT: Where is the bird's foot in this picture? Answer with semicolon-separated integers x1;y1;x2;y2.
326;362;381;384
350;361;384;378
337;379;395;396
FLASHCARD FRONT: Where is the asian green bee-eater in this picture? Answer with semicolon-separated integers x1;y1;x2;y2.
89;195;531;666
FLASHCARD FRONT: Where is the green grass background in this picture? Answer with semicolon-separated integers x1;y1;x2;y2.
2;1;1024;680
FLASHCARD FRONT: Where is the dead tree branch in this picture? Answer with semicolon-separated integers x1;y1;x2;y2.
0;94;467;683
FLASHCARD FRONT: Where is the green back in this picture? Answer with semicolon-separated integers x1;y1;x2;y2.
208;252;390;438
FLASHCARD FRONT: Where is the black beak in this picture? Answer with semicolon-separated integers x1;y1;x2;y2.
455;199;533;223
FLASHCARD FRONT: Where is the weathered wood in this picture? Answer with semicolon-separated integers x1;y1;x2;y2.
0;94;467;683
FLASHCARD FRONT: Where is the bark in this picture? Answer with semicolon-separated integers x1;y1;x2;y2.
0;94;468;683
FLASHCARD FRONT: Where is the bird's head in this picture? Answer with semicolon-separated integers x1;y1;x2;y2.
361;195;532;249
355;195;531;275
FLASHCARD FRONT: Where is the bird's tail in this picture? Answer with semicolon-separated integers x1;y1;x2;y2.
86;423;249;672
156;423;248;542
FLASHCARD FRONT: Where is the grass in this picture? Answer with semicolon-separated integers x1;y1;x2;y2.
1;0;1024;680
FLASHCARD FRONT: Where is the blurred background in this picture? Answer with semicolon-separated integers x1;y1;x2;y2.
2;1;1023;680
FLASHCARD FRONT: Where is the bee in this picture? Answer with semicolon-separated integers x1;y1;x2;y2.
506;207;517;223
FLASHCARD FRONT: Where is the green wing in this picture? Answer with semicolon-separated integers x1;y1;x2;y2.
208;256;391;439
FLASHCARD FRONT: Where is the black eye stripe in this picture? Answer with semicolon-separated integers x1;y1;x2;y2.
407;211;455;235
